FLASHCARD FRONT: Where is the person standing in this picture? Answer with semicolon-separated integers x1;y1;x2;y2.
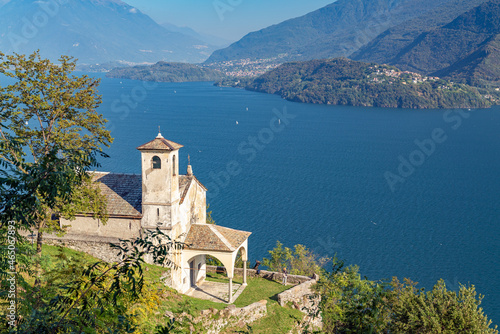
282;267;288;285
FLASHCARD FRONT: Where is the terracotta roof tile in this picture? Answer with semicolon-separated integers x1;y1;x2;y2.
136;137;183;151
184;224;251;252
213;225;252;250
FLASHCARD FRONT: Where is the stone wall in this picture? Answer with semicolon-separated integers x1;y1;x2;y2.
166;300;267;334
277;275;318;307
276;274;322;331
206;265;312;285
44;234;122;263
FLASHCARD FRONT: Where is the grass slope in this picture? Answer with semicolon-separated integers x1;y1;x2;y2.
37;245;303;334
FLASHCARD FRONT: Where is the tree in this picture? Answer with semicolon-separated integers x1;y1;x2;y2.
262;241;329;276
0;51;112;259
388;278;499;334
312;259;499;334
0;228;183;333
262;241;292;273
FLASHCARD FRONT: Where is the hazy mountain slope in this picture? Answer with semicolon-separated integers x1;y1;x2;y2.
433;34;500;86
106;61;226;82
0;0;216;64
161;23;231;48
362;0;500;86
205;0;451;64
352;0;489;64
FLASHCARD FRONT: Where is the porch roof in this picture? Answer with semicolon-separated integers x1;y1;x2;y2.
184;224;251;252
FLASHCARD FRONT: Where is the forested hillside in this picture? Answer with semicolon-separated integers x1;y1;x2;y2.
107;62;226;82
223;58;492;109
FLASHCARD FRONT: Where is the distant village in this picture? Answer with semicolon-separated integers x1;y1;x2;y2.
368;66;441;85
206;54;289;77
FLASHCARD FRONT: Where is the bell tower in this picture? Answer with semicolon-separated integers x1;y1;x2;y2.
137;131;183;229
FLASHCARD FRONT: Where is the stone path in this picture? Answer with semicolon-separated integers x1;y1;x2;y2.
187;281;246;304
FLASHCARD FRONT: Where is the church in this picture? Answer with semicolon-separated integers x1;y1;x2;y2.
57;132;251;301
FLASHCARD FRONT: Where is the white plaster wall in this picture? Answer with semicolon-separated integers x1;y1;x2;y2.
61;216;141;239
179;180;207;227
140;149;180;229
176;253;208;293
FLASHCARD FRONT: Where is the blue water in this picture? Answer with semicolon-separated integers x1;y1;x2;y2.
93;74;500;324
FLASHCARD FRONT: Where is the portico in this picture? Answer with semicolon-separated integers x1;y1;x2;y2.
183;223;251;303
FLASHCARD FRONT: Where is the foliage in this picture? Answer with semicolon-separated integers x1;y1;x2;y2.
206;204;216;225
388;277;498;334
243;58;492;109
0;229;183;333
314;260;391;333
106;61;226;82
0;50;112;251
262;241;329;277
313;258;499;334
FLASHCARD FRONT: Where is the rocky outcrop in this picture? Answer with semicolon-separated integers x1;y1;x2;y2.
277;274;322;332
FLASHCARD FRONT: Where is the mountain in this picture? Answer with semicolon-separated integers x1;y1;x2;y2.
0;0;216;64
221;58;492;109
161;23;232;48
106;62;226;82
354;0;500;86
205;0;453;64
352;0;489;64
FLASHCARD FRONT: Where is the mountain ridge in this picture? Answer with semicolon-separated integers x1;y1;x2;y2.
0;0;216;64
354;0;500;86
206;0;453;64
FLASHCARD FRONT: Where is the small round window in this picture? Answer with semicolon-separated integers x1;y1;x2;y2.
152;156;161;169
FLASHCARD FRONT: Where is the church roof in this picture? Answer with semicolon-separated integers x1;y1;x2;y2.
91;172;142;218
136;137;183;151
89;173;198;217
179;175;208;204
184;224;251;252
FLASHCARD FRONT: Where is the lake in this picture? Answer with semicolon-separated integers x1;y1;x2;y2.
93;74;500;324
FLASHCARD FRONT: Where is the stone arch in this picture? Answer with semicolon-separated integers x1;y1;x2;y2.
194;254;232;274
152;155;161;169
236;245;248;262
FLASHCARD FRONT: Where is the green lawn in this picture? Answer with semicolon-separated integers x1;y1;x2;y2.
205;272;305;333
37;245;305;334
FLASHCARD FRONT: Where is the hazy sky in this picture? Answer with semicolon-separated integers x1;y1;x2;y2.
125;0;334;41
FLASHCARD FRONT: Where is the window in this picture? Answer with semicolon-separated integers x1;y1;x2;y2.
152;156;161;169
157;208;160;217
172;155;176;176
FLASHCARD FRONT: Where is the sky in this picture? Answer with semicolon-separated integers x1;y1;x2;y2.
125;0;334;41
